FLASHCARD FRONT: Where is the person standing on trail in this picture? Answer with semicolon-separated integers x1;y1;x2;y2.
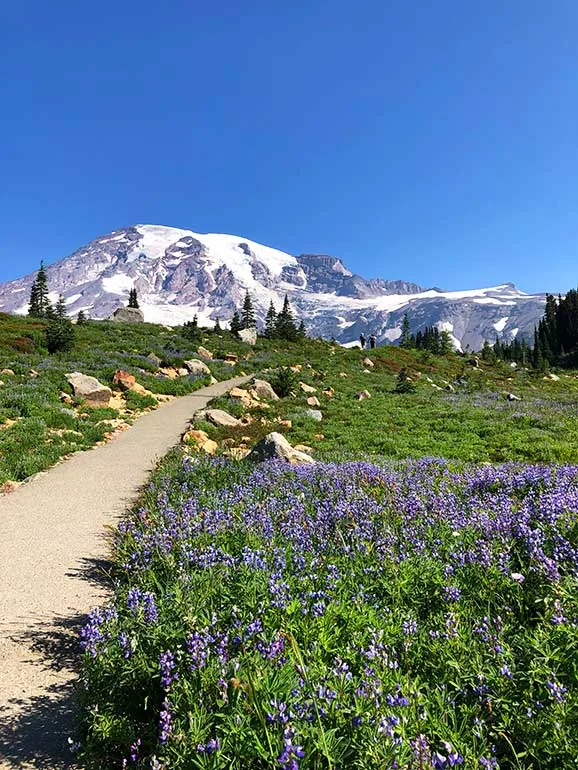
369;335;377;349
359;333;366;349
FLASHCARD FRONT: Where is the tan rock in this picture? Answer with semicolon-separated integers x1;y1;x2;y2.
29;369;39;378
183;428;210;445
177;367;190;377
241;436;252;443
0;368;15;376
313;433;325;440
59;391;73;404
290;365;302;373
339;372;348;378
355;390;371;400
0;418;18;430
197;346;214;360
363;357;374;368
200;439;218;455
307;396;321;407
299;382;317;394
112;369;136;391
160;367;179;379
363;369;372;374
221;438;237;448
322;387;335;398
250;379;279;401
224;353;238;364
66;372;112;407
224;447;251;460
543;373;560;381
277;419;292;428
294;444;314;454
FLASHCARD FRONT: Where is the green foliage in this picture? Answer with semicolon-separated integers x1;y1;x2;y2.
182;315;199;342
266;366;298;398
230;310;241;337
128;288;140;309
77;309;87;325
28;261;50;318
264;301;277;338
275;294;298;341
44;300;75;354
400;312;411;348
240;291;256;330
124;390;157;411
394;367;416;393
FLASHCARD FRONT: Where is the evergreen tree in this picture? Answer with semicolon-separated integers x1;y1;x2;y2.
400;313;411;348
214;317;222;332
275;295;298;341
183;315;199;340
230;310;241;337
28;261;50;317
77;310;87;325
439;330;453;355
394;367;416;393
128;288;140;309
481;340;496;363
240;291;256;330
44;296;74;354
264;301;277;338
297;320;307;339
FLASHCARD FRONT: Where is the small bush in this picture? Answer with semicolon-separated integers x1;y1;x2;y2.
266;367;298;398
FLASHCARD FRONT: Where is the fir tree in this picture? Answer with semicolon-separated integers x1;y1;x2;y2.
44;295;74;353
28;261;50;317
77;310;87;325
240;291;256;330
230;310;241;337
214;317;222;332
128;288;140;309
264;301;277;338
439;330;453;355
55;295;68;319
275;295;298;341
400;313;411;348
394;367;416;393
297;320;307;339
183;315;199;340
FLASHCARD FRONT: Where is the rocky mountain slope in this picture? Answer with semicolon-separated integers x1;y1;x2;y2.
0;224;546;350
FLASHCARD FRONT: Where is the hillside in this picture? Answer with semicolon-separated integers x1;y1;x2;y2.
0;224;547;349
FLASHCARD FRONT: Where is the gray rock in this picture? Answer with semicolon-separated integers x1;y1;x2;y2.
147;353;162;368
197;408;240;427
250;378;279;401
304;409;323;421
238;327;258;345
248;432;315;465
65;372;112;406
110;306;144;323
183;359;211;377
59;407;77;418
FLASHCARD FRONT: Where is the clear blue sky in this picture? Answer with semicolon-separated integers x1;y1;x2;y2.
0;0;576;292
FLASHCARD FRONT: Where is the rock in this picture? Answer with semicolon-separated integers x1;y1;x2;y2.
304;409;323;421
0;368;15;376
224;353;238;364
507;393;521;401
112;369;136;391
65;372;112;407
290;365;302;372
159;367;179;379
294;444;314;454
363;358;374;368
544;373;560;381
510;362;518;369
445;384;455;392
363;369;372;374
59;407;78;418
182;429;218;455
229;387;260;409
59;391;73;404
322;386;334;398
29;368;39;378
468;358;480;368
299;382;317;394
198;408;241;427
431;384;443;391
339;372;348;378
250;379;279;401
238;327;258;345
314;433;325;440
277;419;292;428
224;447;252;460
147;353;162;368
0;480;20;494
184;359;211;377
131;382;150;396
209;376;218;385
455;377;468;387
177;368;190;377
110;306;145;323
197;346;214;360
248;432;315;465
306;396;321;407
355;390;371;400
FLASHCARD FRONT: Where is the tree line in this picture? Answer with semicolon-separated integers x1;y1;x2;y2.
229;291;306;341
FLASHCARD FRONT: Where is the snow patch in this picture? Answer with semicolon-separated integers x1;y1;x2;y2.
436;321;454;333
510;328;519;338
65;293;82;305
493;316;509;333
384;327;402;342
102;274;134;295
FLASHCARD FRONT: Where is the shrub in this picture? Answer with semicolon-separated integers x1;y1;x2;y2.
266;367;298;398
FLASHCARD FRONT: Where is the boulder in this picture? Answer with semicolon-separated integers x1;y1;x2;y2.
363;357;375;368
304;409;323;421
209;376;218;385
299;382;317;394
198;409;241;427
65;372;112;407
184;359;211;377
0;369;15;376
238;327;258;345
322;386;335;398
277;419;292;428
110;307;145;324
59;391;73;404
177;368;190;377
224;353;238;364
250;378;279;401
182;429;218;454
147;353;162;368
355;390;371;400
543;373;560;381
248;432;315;465
294;444;314;454
229;387;260;409
159;367;179;380
307;396;321;407
197;346;214;360
507;393;521;401
112;369;136;391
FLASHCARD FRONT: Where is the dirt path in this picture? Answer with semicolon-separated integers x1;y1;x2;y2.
0;376;249;768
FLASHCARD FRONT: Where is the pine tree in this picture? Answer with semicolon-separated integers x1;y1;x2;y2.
400;313;411;348
394;367;416;393
439;330;453;355
214;317;222;332
297;320;307;339
183;315;199;340
44;296;74;353
264;301;277;338
77;310;87;325
55;295;68;319
240;291;256;330
230;310;241;337
275;295;298;341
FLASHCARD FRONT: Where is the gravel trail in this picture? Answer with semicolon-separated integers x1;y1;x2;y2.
0;376;249;768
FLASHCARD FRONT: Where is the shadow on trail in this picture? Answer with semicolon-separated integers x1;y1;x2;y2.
0;559;112;768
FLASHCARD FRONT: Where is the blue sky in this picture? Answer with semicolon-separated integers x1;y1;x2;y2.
0;0;576;292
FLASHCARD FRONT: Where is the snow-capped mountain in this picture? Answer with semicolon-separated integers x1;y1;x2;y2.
0;224;546;350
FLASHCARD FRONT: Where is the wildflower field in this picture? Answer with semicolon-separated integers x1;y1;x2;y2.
80;454;578;769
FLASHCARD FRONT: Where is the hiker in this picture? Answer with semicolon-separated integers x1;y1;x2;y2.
359;333;366;350
369;335;377;349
